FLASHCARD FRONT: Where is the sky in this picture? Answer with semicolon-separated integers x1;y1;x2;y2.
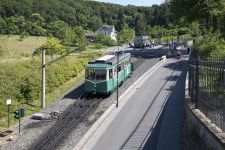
95;0;164;6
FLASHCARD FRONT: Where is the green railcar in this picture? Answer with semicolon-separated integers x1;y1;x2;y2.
85;52;133;94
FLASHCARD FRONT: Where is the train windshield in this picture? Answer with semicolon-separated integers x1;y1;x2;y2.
85;69;106;80
86;69;95;80
95;70;106;80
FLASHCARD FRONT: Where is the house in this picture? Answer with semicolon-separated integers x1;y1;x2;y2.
84;31;96;42
95;25;117;41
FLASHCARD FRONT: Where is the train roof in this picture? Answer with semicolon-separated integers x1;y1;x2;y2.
86;52;131;69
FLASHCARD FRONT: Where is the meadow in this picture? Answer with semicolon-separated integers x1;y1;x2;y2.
0;35;104;132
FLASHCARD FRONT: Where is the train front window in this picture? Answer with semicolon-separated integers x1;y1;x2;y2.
95;70;106;80
86;69;95;80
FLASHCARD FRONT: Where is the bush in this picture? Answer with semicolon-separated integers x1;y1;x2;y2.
95;34;116;47
0;53;102;120
193;33;225;58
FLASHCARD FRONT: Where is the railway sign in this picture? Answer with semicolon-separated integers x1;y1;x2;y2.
6;99;11;105
6;99;11;128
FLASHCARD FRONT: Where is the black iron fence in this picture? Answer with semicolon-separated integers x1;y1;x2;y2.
189;56;225;131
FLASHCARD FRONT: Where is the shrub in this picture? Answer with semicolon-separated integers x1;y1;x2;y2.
0;53;102;120
193;33;225;58
96;34;116;46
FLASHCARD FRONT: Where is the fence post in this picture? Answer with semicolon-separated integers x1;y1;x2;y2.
195;56;199;108
223;59;225;130
188;60;191;96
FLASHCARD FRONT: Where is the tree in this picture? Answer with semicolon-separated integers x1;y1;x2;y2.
87;16;103;31
0;17;6;34
96;34;116;46
47;20;70;40
118;27;135;44
135;14;146;36
169;0;225;32
73;26;88;51
116;9;127;31
35;38;66;57
30;13;44;26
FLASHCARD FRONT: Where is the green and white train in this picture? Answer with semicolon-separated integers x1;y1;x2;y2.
85;52;133;94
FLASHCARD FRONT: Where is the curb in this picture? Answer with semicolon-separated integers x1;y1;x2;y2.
74;56;167;150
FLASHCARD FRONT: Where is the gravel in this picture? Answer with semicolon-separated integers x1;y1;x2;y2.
1;46;168;150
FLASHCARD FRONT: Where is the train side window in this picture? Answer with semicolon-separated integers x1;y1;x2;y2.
125;61;128;68
109;69;113;79
118;65;121;72
121;62;124;70
114;67;117;76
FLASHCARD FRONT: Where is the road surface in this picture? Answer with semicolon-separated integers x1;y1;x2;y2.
91;56;188;150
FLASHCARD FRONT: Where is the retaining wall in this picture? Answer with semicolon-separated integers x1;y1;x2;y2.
184;74;225;150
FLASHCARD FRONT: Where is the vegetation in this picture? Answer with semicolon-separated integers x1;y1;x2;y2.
169;0;225;57
1;0;224;132
118;27;135;44
34;38;66;57
0;35;47;58
0;52;103;131
0;0;175;37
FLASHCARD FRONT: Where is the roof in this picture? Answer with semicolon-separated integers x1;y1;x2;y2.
84;32;95;37
96;55;115;62
86;63;112;69
86;52;131;69
98;25;115;32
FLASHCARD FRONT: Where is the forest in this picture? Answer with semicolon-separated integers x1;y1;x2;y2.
0;0;174;37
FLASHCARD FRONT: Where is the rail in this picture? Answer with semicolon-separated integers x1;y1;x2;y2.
30;94;102;150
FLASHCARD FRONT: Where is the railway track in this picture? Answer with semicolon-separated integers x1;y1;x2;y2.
30;94;102;150
133;57;145;70
30;57;147;150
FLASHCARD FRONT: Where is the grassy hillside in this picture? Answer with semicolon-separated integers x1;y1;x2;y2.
0;35;47;58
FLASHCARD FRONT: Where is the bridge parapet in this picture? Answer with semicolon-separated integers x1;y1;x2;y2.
184;72;225;150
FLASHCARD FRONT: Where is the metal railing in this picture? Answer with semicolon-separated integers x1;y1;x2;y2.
189;55;225;131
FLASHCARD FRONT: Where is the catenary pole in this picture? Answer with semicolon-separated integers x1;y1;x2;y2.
41;49;46;108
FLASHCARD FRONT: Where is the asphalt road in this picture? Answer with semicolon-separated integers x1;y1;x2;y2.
92;55;188;150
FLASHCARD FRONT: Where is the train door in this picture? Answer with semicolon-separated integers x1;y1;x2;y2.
124;60;129;76
113;66;118;88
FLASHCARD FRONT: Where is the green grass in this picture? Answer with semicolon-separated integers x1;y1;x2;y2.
0;35;47;58
0;35;106;132
0;70;85;132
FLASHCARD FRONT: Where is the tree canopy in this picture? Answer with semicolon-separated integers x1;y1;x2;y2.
0;0;175;36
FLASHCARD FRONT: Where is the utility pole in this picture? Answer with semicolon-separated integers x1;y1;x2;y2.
41;49;46;108
116;39;119;108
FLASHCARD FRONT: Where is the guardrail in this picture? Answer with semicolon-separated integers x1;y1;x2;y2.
189;56;225;131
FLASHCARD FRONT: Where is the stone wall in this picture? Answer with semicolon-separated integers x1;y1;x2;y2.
183;75;225;150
